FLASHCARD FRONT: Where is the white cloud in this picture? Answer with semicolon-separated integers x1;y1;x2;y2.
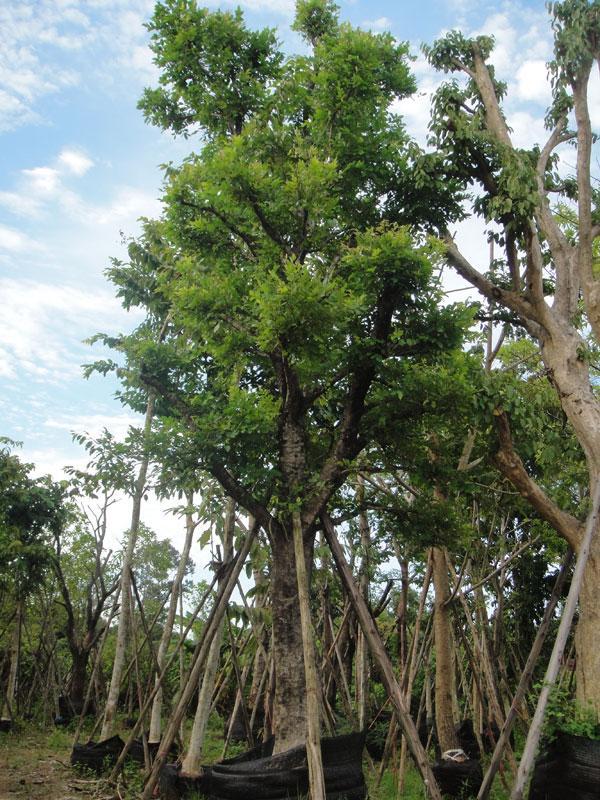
88;186;163;226
58;148;94;176
0;0;160;133
45;412;140;441
514;59;552;105
22;166;61;194
0;278;133;382
508;110;549;150
393;54;442;145
0;223;38;252
362;17;393;32
0;190;42;218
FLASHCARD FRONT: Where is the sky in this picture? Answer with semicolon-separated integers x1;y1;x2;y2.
1;0;598;549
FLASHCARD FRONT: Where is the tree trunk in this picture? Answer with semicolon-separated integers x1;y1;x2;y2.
356;480;370;730
431;546;459;752
2;598;22;720
100;393;154;741
511;479;600;800
270;526;308;752
576;541;600;712
182;497;235;774
149;491;196;743
69;649;90;715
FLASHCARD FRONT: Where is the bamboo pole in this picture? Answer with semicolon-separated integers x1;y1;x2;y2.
293;512;326;800
149;494;196;742
477;548;573;800
136;522;259;800
510;478;600;800
322;513;443;800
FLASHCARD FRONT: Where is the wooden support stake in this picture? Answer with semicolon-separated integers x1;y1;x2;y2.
477;548;573;800
136;522;259;800
322;513;443;800
510;478;600;800
293;511;326;800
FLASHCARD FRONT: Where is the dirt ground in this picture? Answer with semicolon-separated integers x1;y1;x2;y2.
0;726;98;800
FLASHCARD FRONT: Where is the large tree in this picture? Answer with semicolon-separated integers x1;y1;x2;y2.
426;0;600;711
104;0;468;752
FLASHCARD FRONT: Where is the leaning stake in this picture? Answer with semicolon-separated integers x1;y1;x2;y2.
321;513;443;800
293;511;326;800
510;478;600;800
139;520;259;800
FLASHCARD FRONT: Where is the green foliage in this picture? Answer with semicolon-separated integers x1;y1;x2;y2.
292;0;339;44
103;1;472;520
543;685;600;740
424;30;495;73
0;445;66;599
139;0;283;137
548;0;600;90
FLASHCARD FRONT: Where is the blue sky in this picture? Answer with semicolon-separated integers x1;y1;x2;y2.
1;0;597;540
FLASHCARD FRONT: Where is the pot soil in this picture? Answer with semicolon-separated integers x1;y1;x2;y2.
158;731;366;800
529;732;600;800
71;735;125;774
432;757;483;798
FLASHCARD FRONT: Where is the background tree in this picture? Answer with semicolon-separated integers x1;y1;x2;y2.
425;0;600;713
0;441;66;720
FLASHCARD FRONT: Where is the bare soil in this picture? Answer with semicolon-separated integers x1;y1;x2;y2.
0;726;97;800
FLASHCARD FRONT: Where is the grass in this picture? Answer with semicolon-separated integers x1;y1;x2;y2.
0;714;516;800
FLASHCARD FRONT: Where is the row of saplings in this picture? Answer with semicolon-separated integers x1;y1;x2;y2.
61;687;600;800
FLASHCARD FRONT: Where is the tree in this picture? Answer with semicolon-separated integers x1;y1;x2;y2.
52;498;119;714
423;0;600;713
104;0;469;753
0;442;66;720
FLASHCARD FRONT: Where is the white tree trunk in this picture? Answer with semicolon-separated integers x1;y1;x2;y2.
100;394;154;741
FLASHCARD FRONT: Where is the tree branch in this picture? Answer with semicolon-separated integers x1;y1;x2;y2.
492;409;582;550
442;231;541;332
536;117;578;318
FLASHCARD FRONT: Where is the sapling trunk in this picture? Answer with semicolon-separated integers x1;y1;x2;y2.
356;478;371;730
477;548;573;800
100;394;155;741
322;513;443;800
431;546;460;752
137;522;258;800
149;492;196;743
1;598;22;720
182;496;235;774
